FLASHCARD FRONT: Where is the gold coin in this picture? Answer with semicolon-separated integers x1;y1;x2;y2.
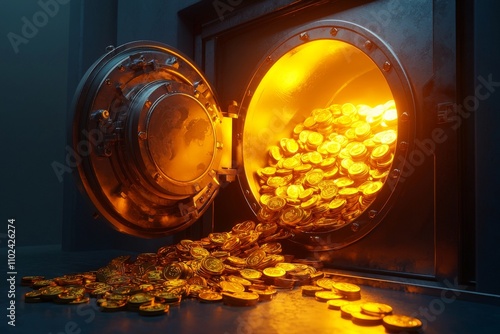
336;115;352;127
300;195;319;210
163;263;182;280
286;184;302;199
329;198;347;212
327;299;350;310
262;267;286;278
201;256;224;275
333;282;361;293
331;134;349;147
370;144;390;161
240;269;262;280
285;138;299;155
154;292;181;304
340;303;363;319
101;300;127;312
280;206;304;226
138;303;169;316
40;286;66;300
305;170;324;186
246;249;266;267
338;188;359;198
294;163;312;174
382;315;423;331
274;186;288;200
128;293;154;305
362;181;383;197
190;246;210;259
315;108;333;124
266;196;287;211
282;156;301;169
316;277;336;290
275;262;296;272
303;116;316;128
293;123;304;136
298;188;314;201
299;130;312;143
268;146;282;161
222;292;260;307
227;275;252;287
348;142;367;160
315;291;345;302
267;176;285;188
319;157;336;169
276;168;293;176
351;312;383;325
208;232;228;245
361;302;393;316
383;108;398;126
255;222;278;237
341;103;357;117
354;122;371;139
348;162;369;179
374;129;397;146
220;281;245;293
260;166;277;177
324;141;342;156
221;236;241;252
198;291;223;303
307;132;324;147
301;285;324;297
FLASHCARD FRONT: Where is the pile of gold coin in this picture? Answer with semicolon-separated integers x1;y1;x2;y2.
301;277;422;331
256;100;398;232
21;220;328;315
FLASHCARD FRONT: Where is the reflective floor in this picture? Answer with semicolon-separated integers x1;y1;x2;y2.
2;246;500;334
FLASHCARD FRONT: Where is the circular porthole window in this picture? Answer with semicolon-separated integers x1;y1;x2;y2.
238;20;415;250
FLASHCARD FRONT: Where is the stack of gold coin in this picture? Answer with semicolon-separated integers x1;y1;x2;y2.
326;299;350;310
361;302;393;317
314;291;344;302
351;311;384;326
56;287;86;304
333;282;362;300
256;100;397;232
24;290;43;303
340;303;363;319
40;286;66;301
127;293;154;311
301;285;324;297
382;314;423;332
21;275;45;286
138;303;169;316
222;291;260;307
199;256;224;278
220;281;246;294
198;291;223;303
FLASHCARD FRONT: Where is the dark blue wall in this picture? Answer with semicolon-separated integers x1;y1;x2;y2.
0;0;71;247
0;0;198;249
474;0;500;295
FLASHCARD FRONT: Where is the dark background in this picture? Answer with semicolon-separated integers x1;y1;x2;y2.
0;0;499;295
0;0;199;247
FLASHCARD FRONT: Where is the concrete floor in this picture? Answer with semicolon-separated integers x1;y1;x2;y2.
2;245;500;334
